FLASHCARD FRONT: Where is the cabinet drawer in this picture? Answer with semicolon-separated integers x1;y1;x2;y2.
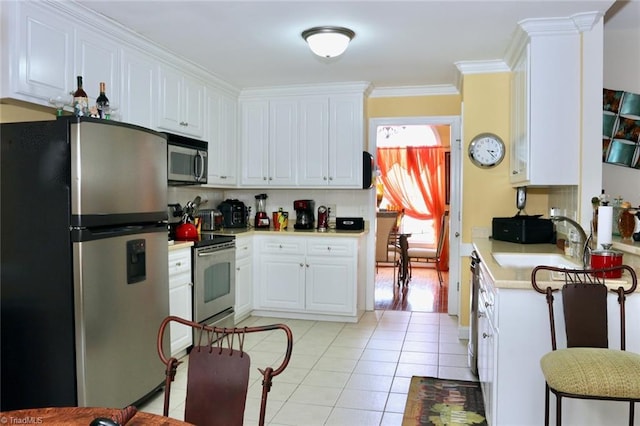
236;237;253;259
306;239;355;257
169;249;191;277
260;238;304;254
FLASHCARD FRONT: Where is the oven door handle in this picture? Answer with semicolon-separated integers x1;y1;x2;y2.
197;249;234;257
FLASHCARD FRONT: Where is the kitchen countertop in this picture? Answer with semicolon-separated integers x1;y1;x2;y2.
472;238;637;291
204;227;369;237
168;240;194;251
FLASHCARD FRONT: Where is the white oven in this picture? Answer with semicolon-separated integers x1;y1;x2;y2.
192;237;235;328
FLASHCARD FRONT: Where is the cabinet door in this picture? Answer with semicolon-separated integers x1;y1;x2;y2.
121;48;156;128
181;75;205;137
269;99;298;185
158;66;183;132
10;2;73;102
240;100;270;185
168;248;192;356
158;67;204;137
169;284;193;355
305;256;354;314
298;96;330;186
509;45;529;185
258;255;305;311
207;90;237;185
329;95;363;187
75;28;120;110
235;256;253;322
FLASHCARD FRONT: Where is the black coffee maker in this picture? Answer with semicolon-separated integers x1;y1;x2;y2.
293;199;315;229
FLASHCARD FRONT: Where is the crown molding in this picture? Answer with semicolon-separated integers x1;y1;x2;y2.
369;85;459;98
454;60;510;75
504;11;604;68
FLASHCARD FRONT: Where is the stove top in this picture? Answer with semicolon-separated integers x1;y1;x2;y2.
193;232;235;248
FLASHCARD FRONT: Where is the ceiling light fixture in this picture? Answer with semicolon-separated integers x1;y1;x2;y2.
301;26;355;58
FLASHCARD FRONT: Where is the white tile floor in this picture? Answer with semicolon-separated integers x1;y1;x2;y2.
139;311;477;425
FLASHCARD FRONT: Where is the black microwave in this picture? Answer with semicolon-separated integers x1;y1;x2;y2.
164;132;208;185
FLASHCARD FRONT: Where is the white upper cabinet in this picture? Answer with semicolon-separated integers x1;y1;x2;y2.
2;2;74;103
240;98;298;186
241;84;368;188
120;48;156;129
75;29;120;111
206;87;238;186
158;65;205;138
508;26;581;187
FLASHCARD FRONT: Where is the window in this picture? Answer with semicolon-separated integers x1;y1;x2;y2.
376;125;444;246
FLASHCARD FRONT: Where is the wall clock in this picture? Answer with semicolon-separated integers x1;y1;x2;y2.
468;133;505;168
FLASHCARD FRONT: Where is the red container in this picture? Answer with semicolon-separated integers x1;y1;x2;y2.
176;222;198;240
590;249;623;278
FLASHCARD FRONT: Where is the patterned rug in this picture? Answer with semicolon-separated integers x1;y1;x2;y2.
402;376;487;426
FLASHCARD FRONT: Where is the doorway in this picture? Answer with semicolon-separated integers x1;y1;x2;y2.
369;116;461;315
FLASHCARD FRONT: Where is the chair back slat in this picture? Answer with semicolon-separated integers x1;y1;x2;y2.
532;264;637;352
562;283;608;348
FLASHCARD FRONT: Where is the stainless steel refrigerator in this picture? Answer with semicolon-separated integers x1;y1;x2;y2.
1;117;170;410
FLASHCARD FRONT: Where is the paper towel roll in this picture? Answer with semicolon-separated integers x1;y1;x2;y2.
597;206;613;248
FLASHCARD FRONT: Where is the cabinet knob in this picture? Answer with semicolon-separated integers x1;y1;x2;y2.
269;177;273;181
279;244;283;249
478;312;485;318
479;288;486;293
189;282;194;287
327;246;331;251
236;267;240;271
263;177;267;181
175;262;182;266
329;176;333;181
299;263;304;267
482;332;492;339
485;301;492;308
455;232;460;237
323;176;328;181
305;263;309;268
512;170;518;175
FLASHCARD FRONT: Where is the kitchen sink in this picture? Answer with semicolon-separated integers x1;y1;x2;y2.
491;252;582;269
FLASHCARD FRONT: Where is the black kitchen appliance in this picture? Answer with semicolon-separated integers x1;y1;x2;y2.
1;117;169;410
336;217;365;231
492;215;554;244
217;199;247;228
363;151;374;189
293;199;315;229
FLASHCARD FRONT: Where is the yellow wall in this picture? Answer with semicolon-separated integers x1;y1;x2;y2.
368;94;461;118
0;104;56;122
367;79;550;327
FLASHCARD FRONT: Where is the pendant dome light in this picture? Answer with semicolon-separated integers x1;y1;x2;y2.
301;26;355;58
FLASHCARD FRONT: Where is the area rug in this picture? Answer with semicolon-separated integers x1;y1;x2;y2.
402;376;487;426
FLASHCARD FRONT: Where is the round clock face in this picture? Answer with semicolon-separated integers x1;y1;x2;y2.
468;133;505;168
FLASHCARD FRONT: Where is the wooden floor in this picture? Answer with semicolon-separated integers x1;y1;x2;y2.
374;264;449;313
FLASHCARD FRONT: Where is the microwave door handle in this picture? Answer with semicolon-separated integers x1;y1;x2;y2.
194;151;205;181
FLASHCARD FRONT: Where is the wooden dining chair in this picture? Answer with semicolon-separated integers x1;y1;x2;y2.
406;210;449;286
375;211;402;284
531;264;640;426
157;316;293;426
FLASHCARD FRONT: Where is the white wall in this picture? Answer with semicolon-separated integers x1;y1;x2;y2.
603;23;640;206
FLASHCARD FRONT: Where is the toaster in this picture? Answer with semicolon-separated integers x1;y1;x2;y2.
217;199;247;228
197;209;222;231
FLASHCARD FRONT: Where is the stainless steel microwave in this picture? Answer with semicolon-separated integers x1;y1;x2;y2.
164;132;208;185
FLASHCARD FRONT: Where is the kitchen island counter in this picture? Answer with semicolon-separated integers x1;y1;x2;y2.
473;237;639;291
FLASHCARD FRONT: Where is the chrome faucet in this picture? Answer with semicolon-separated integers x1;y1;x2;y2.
550;215;591;267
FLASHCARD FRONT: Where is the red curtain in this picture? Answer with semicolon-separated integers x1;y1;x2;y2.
377;146;449;270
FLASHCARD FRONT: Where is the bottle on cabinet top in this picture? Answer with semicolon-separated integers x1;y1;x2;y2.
73;76;88;117
96;82;110;119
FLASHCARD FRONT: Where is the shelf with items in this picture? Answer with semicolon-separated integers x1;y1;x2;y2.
602;89;640;169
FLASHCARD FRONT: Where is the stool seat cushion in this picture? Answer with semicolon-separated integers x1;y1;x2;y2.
407;247;437;258
541;347;640;399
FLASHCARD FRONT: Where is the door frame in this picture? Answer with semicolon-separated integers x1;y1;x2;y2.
368;116;462;316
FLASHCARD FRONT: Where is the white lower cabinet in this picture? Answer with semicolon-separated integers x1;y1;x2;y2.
254;236;360;320
234;235;253;323
168;246;192;356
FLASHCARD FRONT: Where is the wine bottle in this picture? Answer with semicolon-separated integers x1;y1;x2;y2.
73;76;88;117
96;82;110;119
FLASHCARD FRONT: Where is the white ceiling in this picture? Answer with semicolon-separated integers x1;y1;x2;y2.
77;0;638;91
